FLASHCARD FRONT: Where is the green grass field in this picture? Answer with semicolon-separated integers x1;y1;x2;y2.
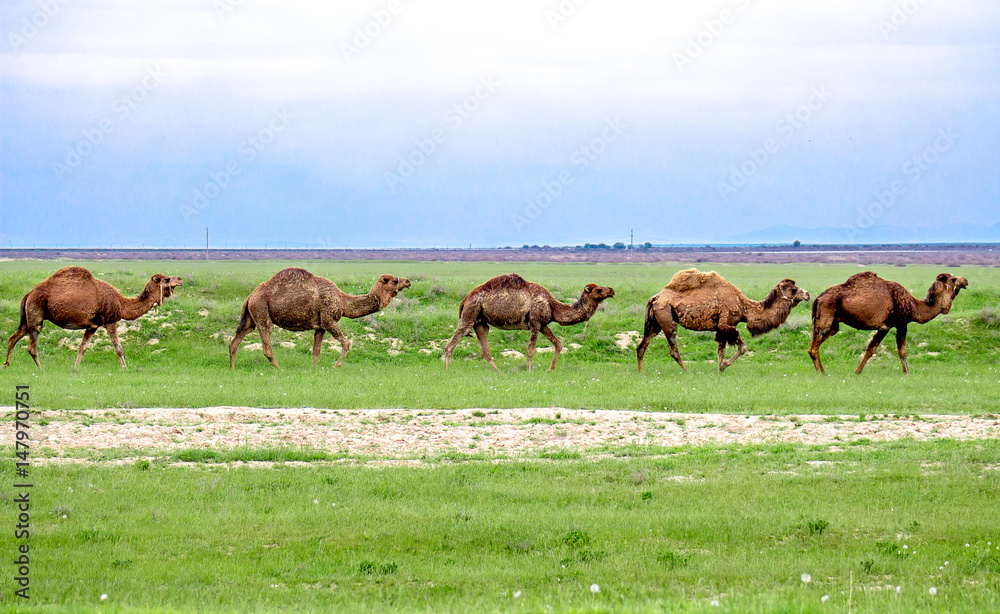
3;440;1000;613
1;260;998;412
2;259;999;613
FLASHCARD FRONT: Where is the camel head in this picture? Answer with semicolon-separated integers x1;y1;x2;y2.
373;274;411;299
928;273;969;314
583;283;615;304
148;274;183;306
776;279;810;306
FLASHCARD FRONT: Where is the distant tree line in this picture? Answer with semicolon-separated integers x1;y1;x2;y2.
511;242;655;250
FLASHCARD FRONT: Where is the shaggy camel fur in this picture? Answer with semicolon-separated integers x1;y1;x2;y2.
228;268;410;369
637;269;810;372
4;267;183;369
808;271;968;374
442;274;615;371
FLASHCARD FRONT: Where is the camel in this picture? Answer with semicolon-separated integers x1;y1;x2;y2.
4;267;183;369
808;271;968;374
228;268;410;369
442;274;615;371
636;269;810;372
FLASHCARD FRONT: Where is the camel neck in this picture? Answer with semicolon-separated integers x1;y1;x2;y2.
911;295;944;324
341;291;384;319
552;296;597;325
118;289;157;321
745;293;793;336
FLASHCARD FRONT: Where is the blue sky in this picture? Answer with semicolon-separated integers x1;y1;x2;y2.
1;0;997;248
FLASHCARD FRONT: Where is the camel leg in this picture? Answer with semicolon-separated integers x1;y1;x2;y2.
714;326;738;372
855;328;890;374
636;314;661;373
473;323;498;371
323;320;351;368
808;322;838;374
256;322;280;369
73;327;99;368
720;334;748;372
105;324;127;368
895;324;909;374
312;330;324;367
27;330;42;369
541;325;562;371
525;327;540;372
228;312;256;369
443;320;475;370
665;329;687;372
4;325;28;368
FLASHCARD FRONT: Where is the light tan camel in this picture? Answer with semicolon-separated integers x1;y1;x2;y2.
636;269;809;372
808;271;968;374
442;274;615;371
228;268;410;368
4;267;183;368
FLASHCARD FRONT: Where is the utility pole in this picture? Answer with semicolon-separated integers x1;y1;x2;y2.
629;228;634;250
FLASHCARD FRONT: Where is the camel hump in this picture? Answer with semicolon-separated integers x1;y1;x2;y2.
49;266;95;282
270;267;317;283
479;274;528;293
664;268;732;293
843;271;881;285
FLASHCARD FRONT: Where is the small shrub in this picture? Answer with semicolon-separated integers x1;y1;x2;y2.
806;519;829;535
657;550;691;569
641;491;653;501
425;284;447;298
358;561;398;575
628;470;649;485
860;559;875;574
563;530;591;549
135;459;151;471
976;308;1000;328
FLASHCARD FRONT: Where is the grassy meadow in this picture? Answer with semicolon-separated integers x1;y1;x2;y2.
0;259;998;413
4;439;1000;613
2;258;999;613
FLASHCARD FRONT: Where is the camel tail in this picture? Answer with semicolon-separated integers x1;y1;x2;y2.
17;295;28;331
642;296;660;338
236;299;254;333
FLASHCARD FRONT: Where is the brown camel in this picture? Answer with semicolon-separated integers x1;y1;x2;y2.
442;274;615;371
4;267;183;369
808;271;968;374
636;269;810;372
228;268;410;369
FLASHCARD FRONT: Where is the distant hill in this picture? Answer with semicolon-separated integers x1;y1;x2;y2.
719;223;1000;245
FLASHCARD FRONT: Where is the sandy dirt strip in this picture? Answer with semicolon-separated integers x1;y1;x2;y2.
9;407;999;461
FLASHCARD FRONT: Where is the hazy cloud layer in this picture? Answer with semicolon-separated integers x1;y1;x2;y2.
1;0;997;247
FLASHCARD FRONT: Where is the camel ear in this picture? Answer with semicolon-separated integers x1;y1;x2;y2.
379;274;393;283
152;274;164;283
584;283;597;293
936;273;950;282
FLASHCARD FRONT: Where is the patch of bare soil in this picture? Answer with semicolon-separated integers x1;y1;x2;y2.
13;407;1000;464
